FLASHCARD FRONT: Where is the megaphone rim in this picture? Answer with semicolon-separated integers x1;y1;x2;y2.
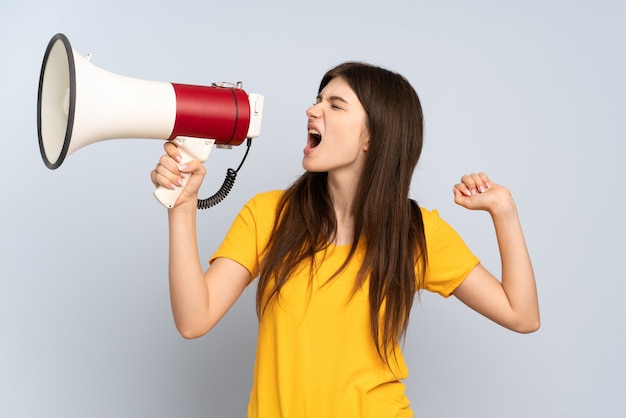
37;33;76;170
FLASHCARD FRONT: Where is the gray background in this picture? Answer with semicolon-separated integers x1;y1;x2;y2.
1;0;624;417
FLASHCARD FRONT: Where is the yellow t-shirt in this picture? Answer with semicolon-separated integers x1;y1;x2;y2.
211;190;480;418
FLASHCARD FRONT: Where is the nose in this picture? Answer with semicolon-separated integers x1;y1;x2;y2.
306;102;321;118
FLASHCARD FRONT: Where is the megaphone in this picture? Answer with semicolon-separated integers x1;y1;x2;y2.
37;33;264;208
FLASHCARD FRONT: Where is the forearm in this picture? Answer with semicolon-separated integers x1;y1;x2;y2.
490;198;540;331
167;205;211;337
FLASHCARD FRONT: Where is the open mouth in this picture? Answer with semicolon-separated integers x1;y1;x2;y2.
308;129;322;148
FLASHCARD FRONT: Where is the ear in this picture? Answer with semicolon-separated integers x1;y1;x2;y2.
361;132;370;152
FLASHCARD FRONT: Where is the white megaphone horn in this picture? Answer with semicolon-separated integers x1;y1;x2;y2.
37;33;264;208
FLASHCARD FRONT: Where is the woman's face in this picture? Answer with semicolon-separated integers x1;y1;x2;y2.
302;77;370;177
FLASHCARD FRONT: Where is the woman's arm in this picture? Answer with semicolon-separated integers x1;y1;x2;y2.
451;173;540;333
152;142;252;339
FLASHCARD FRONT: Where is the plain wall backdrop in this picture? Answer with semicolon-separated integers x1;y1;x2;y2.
1;0;624;417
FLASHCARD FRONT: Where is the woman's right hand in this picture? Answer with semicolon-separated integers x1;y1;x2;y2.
150;141;207;209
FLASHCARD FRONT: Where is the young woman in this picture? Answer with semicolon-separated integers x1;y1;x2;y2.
151;62;539;418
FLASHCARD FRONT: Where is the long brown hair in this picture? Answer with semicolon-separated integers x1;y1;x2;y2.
257;62;427;366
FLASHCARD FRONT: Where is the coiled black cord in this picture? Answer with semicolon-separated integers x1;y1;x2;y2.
197;138;252;210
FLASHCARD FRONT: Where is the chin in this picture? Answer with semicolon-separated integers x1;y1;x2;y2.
301;159;325;173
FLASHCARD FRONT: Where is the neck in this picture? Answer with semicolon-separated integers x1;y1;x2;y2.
327;171;359;246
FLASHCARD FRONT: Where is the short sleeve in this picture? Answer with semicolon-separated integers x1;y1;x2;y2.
209;190;282;281
420;208;480;297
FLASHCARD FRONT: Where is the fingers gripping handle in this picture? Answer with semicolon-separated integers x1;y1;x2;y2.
154;137;215;208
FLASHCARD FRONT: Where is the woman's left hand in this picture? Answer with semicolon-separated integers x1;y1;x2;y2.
453;172;515;216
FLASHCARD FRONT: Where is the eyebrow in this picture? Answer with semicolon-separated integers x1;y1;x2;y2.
316;94;350;104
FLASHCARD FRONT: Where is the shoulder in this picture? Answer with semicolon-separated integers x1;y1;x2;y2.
237;190;286;224
251;189;284;202
418;205;438;220
416;205;480;295
244;189;284;212
417;205;465;246
417;205;441;231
